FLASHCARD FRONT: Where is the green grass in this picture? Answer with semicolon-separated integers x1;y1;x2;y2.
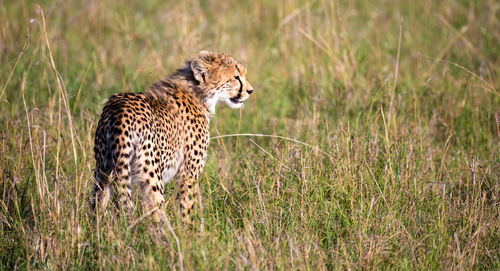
1;0;499;269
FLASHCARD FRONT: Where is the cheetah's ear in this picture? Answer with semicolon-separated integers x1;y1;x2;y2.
191;51;212;83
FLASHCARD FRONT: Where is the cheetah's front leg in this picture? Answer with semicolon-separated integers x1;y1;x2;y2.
176;149;205;225
176;175;198;225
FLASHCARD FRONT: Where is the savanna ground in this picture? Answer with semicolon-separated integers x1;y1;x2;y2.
1;0;499;269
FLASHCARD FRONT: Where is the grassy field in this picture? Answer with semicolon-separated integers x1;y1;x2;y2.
1;0;499;269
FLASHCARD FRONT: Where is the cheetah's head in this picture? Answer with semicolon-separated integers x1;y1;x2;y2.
190;51;254;113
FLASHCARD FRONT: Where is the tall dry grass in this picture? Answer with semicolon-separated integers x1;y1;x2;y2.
1;0;499;269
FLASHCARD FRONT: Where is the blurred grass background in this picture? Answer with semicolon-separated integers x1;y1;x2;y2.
1;0;499;269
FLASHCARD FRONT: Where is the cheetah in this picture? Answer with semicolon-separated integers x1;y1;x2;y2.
93;51;253;224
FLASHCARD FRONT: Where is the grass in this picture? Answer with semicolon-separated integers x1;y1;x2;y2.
1;0;499;269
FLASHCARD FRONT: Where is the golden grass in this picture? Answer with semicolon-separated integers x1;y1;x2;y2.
1;0;499;269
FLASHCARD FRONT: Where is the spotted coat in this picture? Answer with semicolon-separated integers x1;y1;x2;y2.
93;51;253;224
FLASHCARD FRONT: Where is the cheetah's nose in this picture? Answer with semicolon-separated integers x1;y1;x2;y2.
247;89;254;94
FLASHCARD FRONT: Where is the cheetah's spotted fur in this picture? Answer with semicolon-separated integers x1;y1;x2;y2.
93;51;253;224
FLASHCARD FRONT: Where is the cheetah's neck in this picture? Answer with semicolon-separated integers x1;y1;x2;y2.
145;65;214;117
